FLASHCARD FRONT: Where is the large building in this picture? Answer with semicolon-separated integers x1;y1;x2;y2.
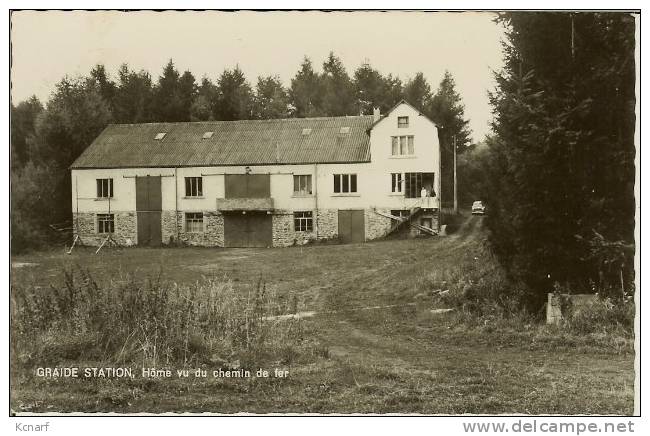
70;100;441;248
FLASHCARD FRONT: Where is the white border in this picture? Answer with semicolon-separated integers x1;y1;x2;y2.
2;2;646;436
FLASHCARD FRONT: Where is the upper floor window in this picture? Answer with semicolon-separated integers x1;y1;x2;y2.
398;116;409;128
391;136;415;156
96;178;113;198
185;177;203;197
293;175;313;195
391;173;403;193
333;174;357;193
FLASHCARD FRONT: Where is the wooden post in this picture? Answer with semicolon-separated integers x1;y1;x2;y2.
453;135;458;215
438;130;442;232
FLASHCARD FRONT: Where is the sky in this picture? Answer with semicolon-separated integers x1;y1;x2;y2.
10;10;506;141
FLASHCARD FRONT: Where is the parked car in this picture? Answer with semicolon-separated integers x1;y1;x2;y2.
472;201;486;215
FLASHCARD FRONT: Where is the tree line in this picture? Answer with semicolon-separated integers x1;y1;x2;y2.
11;52;471;252
468;12;636;308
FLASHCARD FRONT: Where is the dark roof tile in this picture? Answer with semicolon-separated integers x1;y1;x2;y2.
71;116;373;168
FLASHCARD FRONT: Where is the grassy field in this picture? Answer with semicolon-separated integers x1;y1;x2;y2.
10;215;635;414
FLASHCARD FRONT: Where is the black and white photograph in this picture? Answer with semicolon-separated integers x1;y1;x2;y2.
5;3;643;433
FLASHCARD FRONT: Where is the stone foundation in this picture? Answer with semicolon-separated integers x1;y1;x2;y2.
72;207;439;248
365;208;394;240
272;212;317;247
173;211;224;247
72;212;136;246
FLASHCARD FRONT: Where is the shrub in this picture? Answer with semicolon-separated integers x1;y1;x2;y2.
11;267;314;368
420;240;527;321
562;294;635;336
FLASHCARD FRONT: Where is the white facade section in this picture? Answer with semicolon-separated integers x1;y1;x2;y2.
71;103;440;215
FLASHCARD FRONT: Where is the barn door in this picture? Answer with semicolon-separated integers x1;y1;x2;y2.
338;210;365;244
224;174;271;198
136;176;162;246
223;213;272;247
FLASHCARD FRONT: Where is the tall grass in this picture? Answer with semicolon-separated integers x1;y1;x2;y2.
417;241;635;340
11;267;318;369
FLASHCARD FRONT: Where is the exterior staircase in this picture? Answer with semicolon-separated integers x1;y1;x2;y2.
374;202;438;237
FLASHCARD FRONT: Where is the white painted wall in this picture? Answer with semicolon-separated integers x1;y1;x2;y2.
72;103;440;214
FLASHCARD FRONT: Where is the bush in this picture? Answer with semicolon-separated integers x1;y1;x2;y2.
562;294;635;336
420;240;527;321
11;267;315;368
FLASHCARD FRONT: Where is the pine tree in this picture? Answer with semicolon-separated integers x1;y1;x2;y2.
289;57;324;118
191;77;217;121
429;71;473;208
10;96;43;169
487;12;636;304
403;72;432;112
88;64;116;112
253;75;289;119
152;59;195;122
429;71;472;153
214;66;254;121
113;64;154;124
353;62;393;114
320;52;355;116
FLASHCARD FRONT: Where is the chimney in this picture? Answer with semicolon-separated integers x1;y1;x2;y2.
373;107;381;123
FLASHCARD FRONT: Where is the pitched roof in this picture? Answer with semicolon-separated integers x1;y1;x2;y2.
370;99;439;130
71;115;373;169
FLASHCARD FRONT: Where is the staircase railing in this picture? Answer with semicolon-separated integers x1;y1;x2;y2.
374;198;438;236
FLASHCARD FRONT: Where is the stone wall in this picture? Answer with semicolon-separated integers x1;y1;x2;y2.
161;211;177;244
173;211;224;247
409;210;440;237
272;211;317;247
72;212;136;246
365;208;394;241
315;209;338;241
73;207;439;249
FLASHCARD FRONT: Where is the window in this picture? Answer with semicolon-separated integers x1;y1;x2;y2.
154;132;166;140
339;126;350;134
333;174;357;193
96;178;113;198
398;116;409;128
97;214;114;234
391;136;415;156
185;177;203;197
202;131;214;139
185;212;204;233
293;175;312;195
391;173;403;193
404;172;435;199
302;128;312;136
294;211;313;232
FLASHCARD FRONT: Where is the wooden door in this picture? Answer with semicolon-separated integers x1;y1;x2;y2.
135;176;162;246
338;210;365;244
223;213;272;247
